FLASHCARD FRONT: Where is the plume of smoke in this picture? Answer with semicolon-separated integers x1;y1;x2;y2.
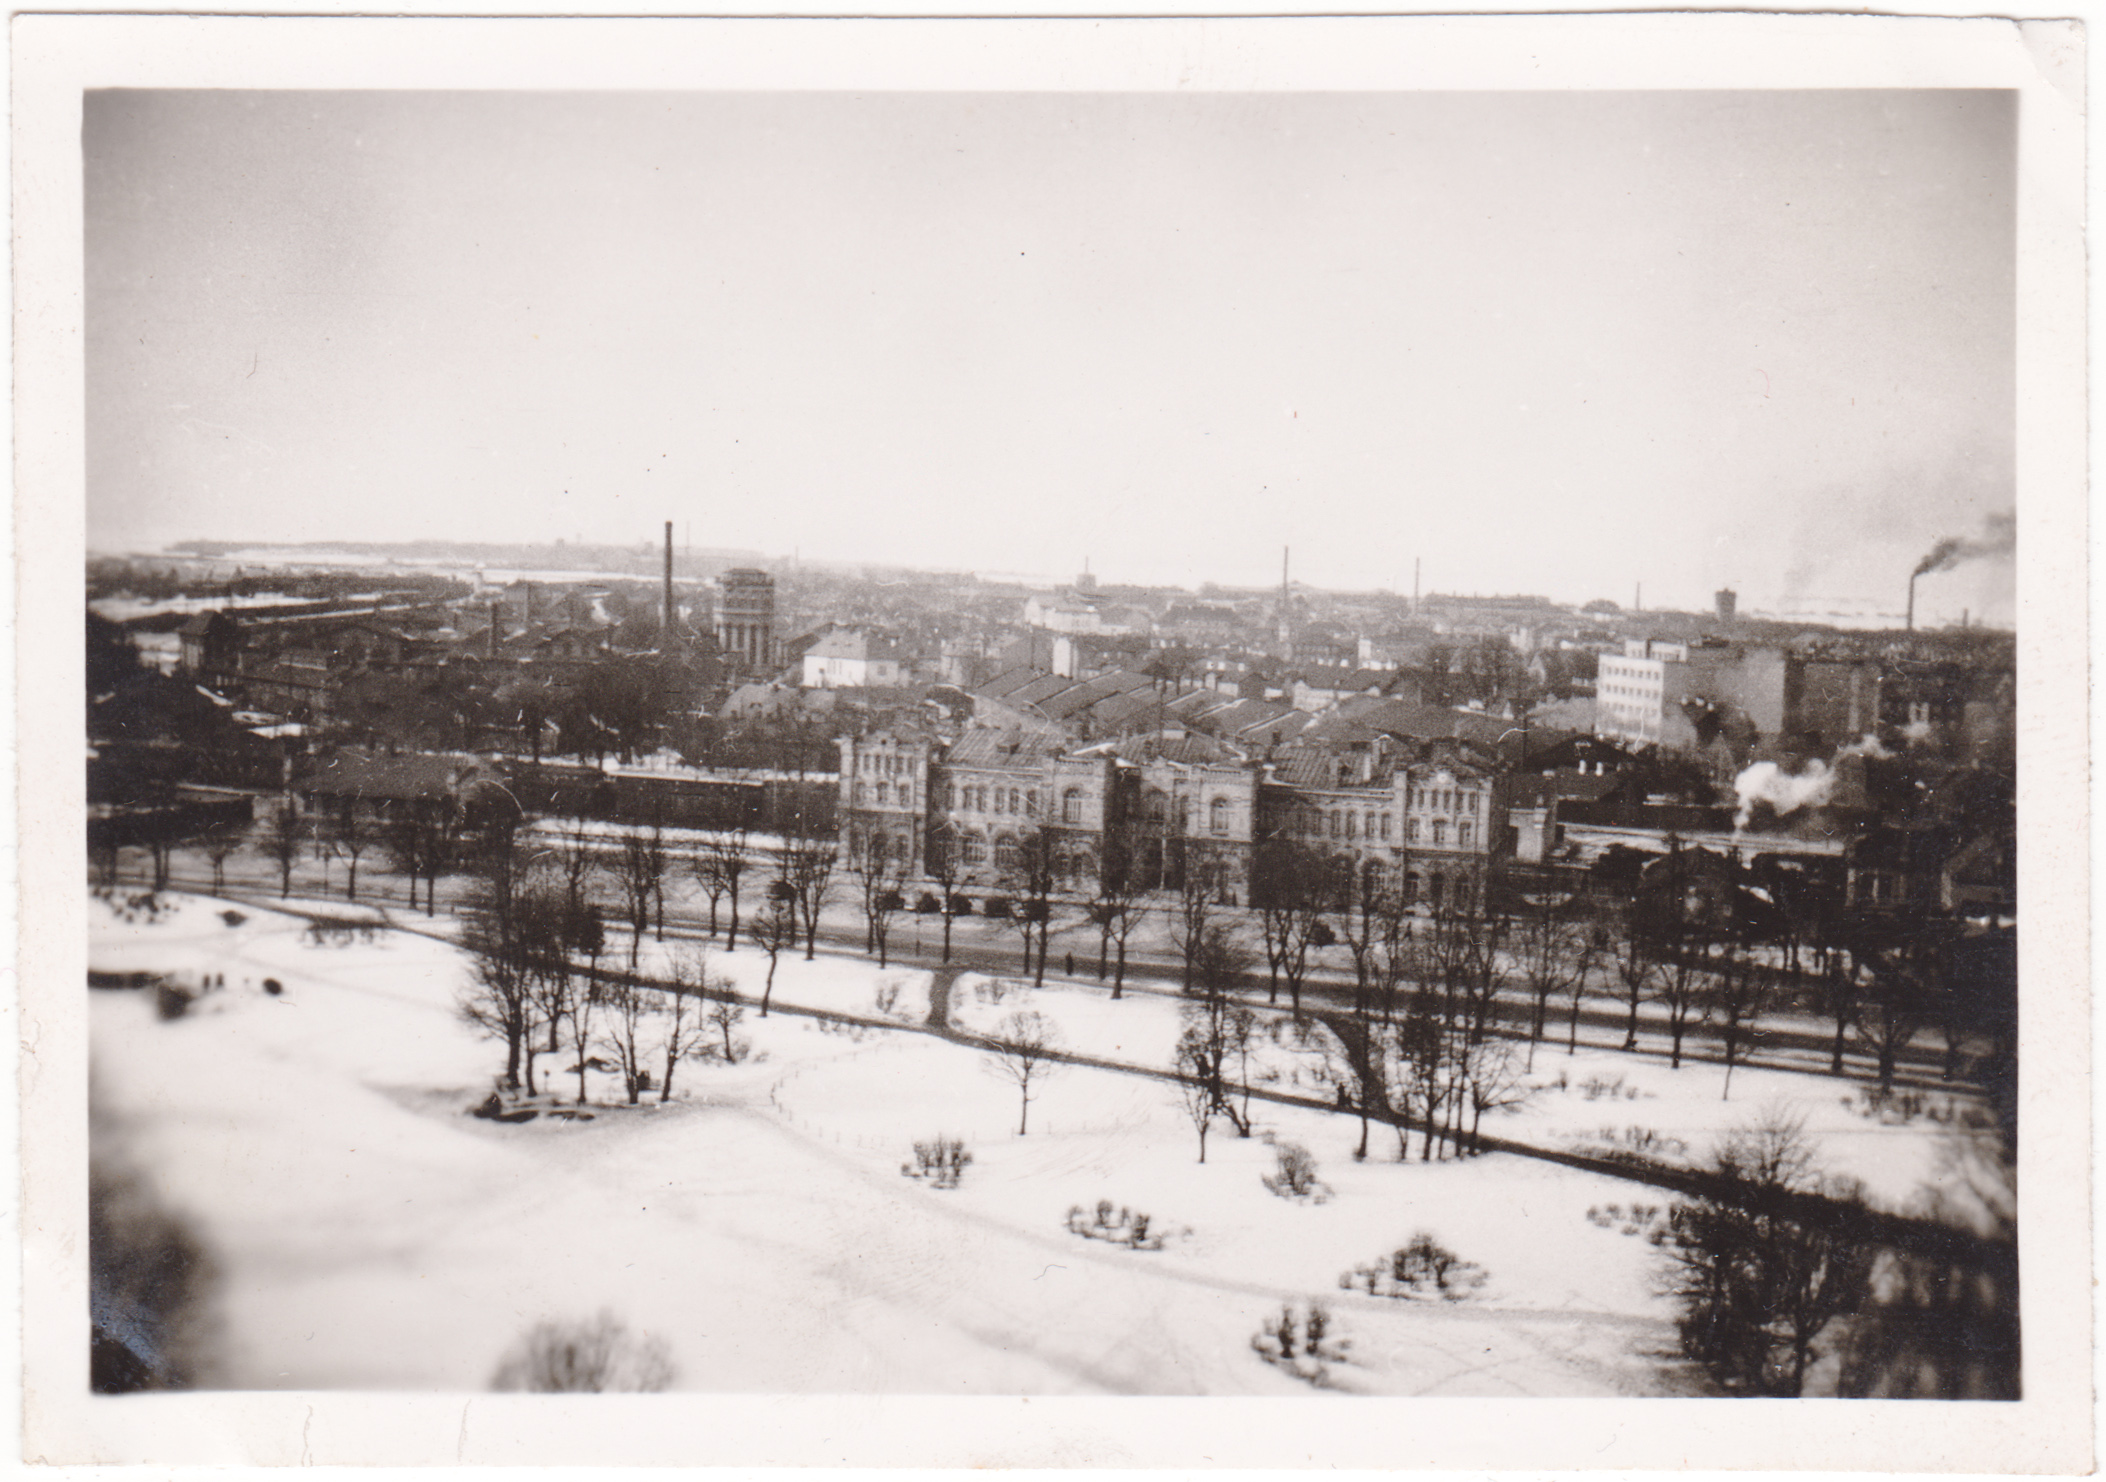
1734;759;1834;830
1914;510;2016;578
1835;731;1889;760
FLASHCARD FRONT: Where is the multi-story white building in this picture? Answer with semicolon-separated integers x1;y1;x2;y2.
801;627;905;689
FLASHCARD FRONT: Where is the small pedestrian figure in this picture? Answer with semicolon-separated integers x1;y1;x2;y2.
1064;952;1074;977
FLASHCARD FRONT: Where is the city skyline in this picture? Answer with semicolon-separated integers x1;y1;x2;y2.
87;89;2016;624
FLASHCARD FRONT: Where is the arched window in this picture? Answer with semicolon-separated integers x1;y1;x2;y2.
995;835;1020;872
965;833;989;865
1428;873;1446;911
1432;819;1448;847
1459;821;1473;849
1209;797;1231;836
1026;790;1038;817
1404;871;1421;904
1063;788;1085;825
1010;788;1023;815
1407;817;1419;843
1328;811;1340;838
1379;813;1392;841
1344;812;1357;841
875;781;889;806
852;782;865;805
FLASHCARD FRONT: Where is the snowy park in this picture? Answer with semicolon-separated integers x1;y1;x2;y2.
89;884;1997;1397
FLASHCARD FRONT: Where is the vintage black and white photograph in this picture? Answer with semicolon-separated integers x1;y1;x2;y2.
19;10;2090;1471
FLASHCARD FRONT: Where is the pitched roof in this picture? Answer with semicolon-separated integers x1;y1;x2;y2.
943;729;1061;768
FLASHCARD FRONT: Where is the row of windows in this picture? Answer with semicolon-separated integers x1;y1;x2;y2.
850;780;917;808
1406;787;1481;815
857;751;916;778
1288;809;1475;849
948;783;1039;818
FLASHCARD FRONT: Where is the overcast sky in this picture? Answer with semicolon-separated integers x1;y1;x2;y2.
85;89;2015;621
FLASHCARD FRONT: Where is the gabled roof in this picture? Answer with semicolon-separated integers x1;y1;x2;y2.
944;729;1061;769
973;665;1047;701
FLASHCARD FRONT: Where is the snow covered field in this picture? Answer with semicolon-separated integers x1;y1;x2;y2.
88;887;1972;1396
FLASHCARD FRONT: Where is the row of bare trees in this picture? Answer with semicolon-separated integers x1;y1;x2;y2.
455;819;764;1104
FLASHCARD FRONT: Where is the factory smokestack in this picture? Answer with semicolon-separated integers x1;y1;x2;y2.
1907;570;1917;632
663;520;675;636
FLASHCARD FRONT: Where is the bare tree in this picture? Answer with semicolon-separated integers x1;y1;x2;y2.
597;979;655;1105
1001;827;1060;986
1660;1113;1875;1396
926;821;963;964
328;802;375;902
1847;924;1935;1093
1253;839;1327;1016
653;952;711;1102
1310;1008;1386;1162
691;825;751;947
611;827;665;969
1460;1037;1532;1154
1607;902;1662;1053
982;1009;1062;1135
1167;854;1219;992
1709;932;1780;1100
200;823;245;894
555;826;601;921
1513;885;1592;1068
262;801;304;899
778;827;836;962
750;899;796;1017
565;972;600;1106
1176;923;1256;1146
457;858;548;1093
700;974;750;1064
386;804;453;916
848;832;909;968
1088;830;1143;994
1651;915;1708;1071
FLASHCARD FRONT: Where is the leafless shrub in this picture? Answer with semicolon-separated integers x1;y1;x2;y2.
490;1310;676;1392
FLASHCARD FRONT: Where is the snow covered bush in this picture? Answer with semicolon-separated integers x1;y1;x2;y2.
1251;1301;1349;1387
1260;1140;1330;1203
490;1310;676;1392
1064;1200;1176;1250
903;1136;972;1189
1586;1202;1668;1239
1339;1232;1487;1301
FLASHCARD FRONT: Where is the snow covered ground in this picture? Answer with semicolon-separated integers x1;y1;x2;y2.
89;887;1968;1396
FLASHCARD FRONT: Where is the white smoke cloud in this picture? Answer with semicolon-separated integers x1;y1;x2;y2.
1734;759;1834;830
1835;731;1889;760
